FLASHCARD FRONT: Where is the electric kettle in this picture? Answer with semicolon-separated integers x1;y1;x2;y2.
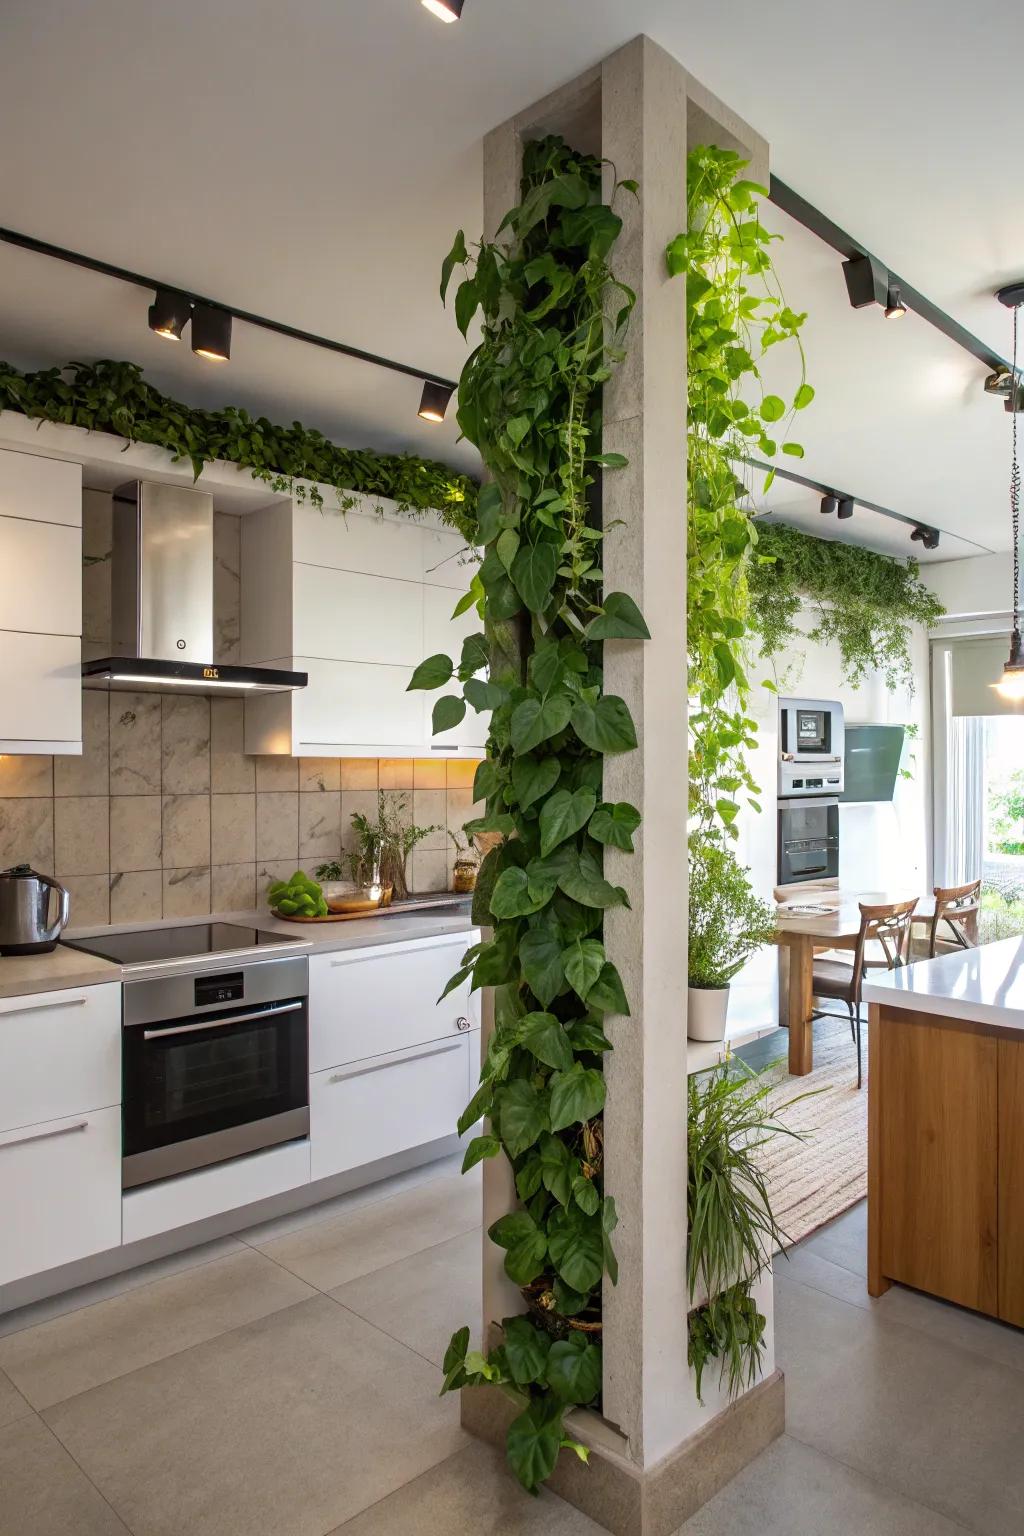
0;865;71;955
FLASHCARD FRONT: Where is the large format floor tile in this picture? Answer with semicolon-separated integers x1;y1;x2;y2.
0;1366;30;1430
0;1415;130;1536
776;1272;1024;1536
331;1227;481;1366
44;1295;467;1536
799;1198;867;1276
0;1248;315;1410
252;1170;482;1291
677;1432;971;1535
333;1439;606;1534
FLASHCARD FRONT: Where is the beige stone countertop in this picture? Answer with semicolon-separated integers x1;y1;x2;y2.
235;904;479;954
0;944;120;1002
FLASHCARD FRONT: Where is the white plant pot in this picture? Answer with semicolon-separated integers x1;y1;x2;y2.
687;984;730;1042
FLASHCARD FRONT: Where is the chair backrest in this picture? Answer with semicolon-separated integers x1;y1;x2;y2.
852;897;919;1001
929;879;981;956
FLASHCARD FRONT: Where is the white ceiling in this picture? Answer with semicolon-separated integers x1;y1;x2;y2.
1;0;1021;554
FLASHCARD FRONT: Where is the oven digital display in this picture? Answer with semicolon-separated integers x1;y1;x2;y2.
796;710;828;752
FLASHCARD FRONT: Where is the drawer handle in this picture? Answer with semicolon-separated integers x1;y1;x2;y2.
1;996;87;1018
455;1016;471;1032
0;1120;88;1150
327;1039;464;1084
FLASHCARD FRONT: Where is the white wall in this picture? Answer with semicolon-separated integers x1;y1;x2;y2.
735;608;931;901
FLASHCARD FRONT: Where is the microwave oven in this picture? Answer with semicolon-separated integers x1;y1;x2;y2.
778;697;845;798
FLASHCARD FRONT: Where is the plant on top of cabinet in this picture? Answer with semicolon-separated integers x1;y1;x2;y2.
687;1056;802;1401
0;358;477;535
413;135;643;1494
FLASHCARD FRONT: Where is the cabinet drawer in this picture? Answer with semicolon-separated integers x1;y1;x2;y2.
293;657;424;751
0;982;121;1132
292;503;422;582
0;449;82;528
310;1034;471;1182
0;631;82;747
0;1106;121;1285
0;518;82;635
293;565;424;666
309;937;480;1072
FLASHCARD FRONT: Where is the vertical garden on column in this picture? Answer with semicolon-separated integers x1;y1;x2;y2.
408;136;645;1493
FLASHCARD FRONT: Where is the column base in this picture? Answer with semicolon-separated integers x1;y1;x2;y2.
461;1370;785;1536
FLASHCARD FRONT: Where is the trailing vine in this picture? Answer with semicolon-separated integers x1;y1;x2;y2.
0;357;477;532
748;522;945;692
668;147;812;1397
411;136;643;1494
668;144;812;847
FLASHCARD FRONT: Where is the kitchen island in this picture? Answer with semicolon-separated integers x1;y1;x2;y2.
863;938;1024;1327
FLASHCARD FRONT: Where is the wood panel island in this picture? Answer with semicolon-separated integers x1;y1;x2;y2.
863;938;1024;1327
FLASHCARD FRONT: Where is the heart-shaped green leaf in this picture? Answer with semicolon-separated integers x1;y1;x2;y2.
546;1205;604;1293
407;653;453;691
506;1398;564;1493
490;867;550;920
461;1134;500;1173
585;592;650;641
511;541;559;613
502;1316;551;1386
488;1208;548;1284
511;695;572;753
588;800;641;851
563;938;605;1002
557;849;627;910
511;755;561;810
570;696;637;754
518;1013;574;1072
493;1079;550;1158
432;694;466;734
464;678;507;712
539;787;596;857
537;1131;576;1206
587;961;631;1016
519;926;565;1006
548;1062;606;1132
546;1333;602;1404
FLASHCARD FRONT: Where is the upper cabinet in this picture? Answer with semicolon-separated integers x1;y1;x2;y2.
241;496;485;758
0;448;82;755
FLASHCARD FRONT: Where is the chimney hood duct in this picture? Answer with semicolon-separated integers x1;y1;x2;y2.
83;481;307;698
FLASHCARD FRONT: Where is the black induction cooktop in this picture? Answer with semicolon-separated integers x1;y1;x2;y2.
62;922;293;966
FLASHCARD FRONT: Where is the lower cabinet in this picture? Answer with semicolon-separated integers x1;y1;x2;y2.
0;1107;121;1286
310;1032;473;1183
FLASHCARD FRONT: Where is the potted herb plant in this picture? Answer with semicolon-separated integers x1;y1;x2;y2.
447;828;478;893
688;839;776;1042
346;790;439;902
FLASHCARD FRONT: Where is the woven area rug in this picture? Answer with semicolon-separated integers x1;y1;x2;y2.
759;1015;868;1250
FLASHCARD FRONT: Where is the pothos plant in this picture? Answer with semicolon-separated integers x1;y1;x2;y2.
409;135;645;1494
669;144;812;848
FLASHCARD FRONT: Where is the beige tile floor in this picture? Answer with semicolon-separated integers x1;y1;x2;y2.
1;1168;1022;1535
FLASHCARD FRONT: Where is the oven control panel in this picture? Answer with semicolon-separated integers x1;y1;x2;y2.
195;971;244;1008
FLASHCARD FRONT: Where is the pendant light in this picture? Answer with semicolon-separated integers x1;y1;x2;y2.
994;286;1024;700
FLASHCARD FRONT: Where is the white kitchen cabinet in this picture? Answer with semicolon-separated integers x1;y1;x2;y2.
0;631;82;752
0;447;81;528
309;935;480;1073
0;446;83;755
310;1033;472;1183
0;983;120;1133
122;1139;311;1244
241;493;484;757
0;1106;122;1286
423;584;488;751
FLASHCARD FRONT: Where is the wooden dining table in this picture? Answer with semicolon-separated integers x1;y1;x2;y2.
774;889;935;1076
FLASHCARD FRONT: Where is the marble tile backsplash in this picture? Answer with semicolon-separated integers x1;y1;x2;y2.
0;498;482;926
0;697;482;927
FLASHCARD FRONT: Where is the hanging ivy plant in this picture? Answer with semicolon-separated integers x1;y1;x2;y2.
412;135;642;1495
0;357;477;533
748;521;945;692
668;145;812;846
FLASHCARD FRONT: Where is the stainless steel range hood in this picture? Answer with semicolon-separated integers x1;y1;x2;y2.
83;481;307;698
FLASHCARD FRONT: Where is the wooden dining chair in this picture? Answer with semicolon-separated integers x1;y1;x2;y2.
811;898;919;1090
912;879;981;957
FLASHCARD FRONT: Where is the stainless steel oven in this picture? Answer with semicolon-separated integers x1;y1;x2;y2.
778;696;845;798
777;797;840;887
121;954;309;1189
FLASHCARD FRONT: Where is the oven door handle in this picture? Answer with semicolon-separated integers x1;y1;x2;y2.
138;1000;304;1040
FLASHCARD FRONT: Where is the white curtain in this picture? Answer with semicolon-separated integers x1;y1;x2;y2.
941;714;984;885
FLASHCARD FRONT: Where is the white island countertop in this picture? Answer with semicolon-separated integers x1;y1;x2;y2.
862;936;1024;1036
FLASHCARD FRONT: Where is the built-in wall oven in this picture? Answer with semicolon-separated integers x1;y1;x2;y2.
120;953;308;1189
777;797;840;887
778;696;845;799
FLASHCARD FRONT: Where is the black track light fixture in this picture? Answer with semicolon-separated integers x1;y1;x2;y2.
820;495;837;516
843;254;890;311
910;525;940;551
191;304;232;362
837;497;854;520
418;380;455;423
148;288;191;341
884;286;907;320
421;0;464;20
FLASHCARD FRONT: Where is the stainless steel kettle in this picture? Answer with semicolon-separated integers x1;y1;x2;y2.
0;865;71;955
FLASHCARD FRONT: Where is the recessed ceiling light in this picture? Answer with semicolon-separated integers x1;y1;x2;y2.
191;303;232;362
148;288;191;341
421;0;464;20
418;380;455;422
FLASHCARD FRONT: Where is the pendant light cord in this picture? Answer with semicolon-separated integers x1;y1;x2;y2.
1014;302;1021;632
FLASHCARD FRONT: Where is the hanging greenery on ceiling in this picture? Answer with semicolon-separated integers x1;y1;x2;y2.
748;521;945;692
0;357;478;533
415;135;642;1495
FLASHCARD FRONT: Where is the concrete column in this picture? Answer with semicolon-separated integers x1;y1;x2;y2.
469;36;784;1535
